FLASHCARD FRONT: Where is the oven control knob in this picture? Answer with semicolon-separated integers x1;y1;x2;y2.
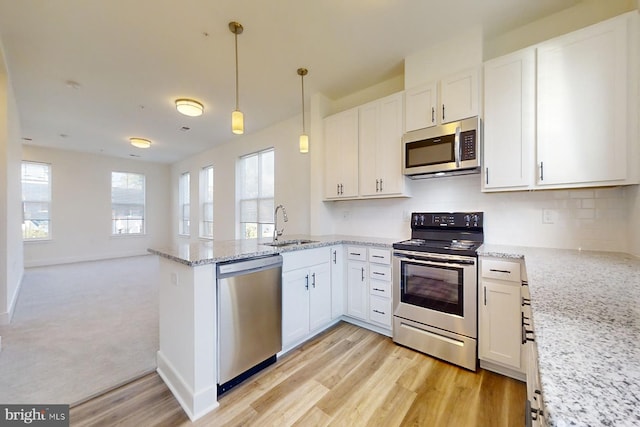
472;214;480;226
419;214;425;225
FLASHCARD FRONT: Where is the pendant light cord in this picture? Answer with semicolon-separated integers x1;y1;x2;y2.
301;73;306;134
234;32;239;111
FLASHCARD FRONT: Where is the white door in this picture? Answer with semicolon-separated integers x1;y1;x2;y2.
479;280;521;369
282;268;310;347
440;68;478;124
309;262;332;331
483;48;535;190
536;16;627;186
347;261;368;321
405;82;437;131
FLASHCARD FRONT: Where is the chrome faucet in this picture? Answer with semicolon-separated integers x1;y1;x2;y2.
273;204;288;242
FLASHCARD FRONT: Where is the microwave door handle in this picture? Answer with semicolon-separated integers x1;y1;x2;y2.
454;125;461;168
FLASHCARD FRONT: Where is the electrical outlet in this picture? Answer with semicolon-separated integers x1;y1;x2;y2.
542;209;557;224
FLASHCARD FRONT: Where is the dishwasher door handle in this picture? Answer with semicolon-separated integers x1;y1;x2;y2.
217;255;283;277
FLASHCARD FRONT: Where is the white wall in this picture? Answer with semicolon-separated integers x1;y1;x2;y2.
170;115;310;243
0;42;24;323
324;176;631;253
22;145;171;267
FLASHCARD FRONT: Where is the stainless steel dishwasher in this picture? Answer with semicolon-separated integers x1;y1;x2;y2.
217;254;283;395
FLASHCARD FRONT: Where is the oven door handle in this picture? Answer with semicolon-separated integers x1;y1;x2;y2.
395;254;475;268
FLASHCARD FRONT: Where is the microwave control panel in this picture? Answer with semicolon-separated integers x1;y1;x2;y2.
460;130;476;161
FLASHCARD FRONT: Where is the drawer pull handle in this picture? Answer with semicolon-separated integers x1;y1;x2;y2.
373;287;385;292
372;272;385;276
522;297;531;306
350;252;361;256
373;309;385;315
489;268;512;274
372;255;384;258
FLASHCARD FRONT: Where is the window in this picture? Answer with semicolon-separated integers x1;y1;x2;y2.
178;172;190;236
238;148;274;239
200;166;214;239
21;161;51;240
111;172;145;235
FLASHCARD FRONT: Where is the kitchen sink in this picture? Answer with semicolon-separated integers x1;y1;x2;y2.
265;239;318;247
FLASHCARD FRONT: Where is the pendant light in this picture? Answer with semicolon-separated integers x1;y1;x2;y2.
297;67;309;153
229;21;244;135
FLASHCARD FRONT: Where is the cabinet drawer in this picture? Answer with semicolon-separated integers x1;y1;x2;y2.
368;248;391;265
482;259;521;282
369;296;392;327
369;265;391;282
347;246;367;262
370;280;391;298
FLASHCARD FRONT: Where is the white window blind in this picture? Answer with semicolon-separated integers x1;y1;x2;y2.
111;172;145;235
238;148;274;239
200;166;214;239
21;161;51;240
179;172;190;236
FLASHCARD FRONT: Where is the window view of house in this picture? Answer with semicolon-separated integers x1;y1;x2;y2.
111;172;145;235
178;172;190;236
200;166;214;239
238;148;274;239
21;161;51;240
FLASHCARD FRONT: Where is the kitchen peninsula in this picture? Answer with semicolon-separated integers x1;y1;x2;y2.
148;235;397;421
479;245;640;426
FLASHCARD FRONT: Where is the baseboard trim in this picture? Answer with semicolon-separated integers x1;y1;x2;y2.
479;359;526;382
341;315;392;337
24;251;152;268
0;269;24;325
156;351;218;421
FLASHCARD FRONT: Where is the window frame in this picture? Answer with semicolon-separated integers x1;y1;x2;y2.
237;148;275;240
178;171;191;236
199;165;214;239
111;171;146;236
21;161;52;241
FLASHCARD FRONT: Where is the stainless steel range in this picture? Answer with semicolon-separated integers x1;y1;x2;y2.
392;212;483;371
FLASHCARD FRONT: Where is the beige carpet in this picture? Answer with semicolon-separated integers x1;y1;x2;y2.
0;255;159;405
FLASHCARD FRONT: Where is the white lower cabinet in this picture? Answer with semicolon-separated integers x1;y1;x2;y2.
330;245;345;319
478;257;526;379
282;249;332;350
346;255;368;321
346;246;393;331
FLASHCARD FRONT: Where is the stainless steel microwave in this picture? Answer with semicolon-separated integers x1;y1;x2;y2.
402;116;481;179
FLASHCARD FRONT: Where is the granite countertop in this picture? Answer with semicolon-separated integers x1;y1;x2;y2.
148;234;400;266
479;244;640;426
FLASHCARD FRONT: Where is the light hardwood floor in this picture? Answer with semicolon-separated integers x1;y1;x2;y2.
70;322;525;426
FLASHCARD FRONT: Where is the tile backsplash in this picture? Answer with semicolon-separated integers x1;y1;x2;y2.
325;175;632;253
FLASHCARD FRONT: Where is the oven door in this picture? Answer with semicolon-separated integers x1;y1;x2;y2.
393;250;477;338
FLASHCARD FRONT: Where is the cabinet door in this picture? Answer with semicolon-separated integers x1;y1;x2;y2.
405;82;437;131
359;92;404;197
330;245;344;319
536;16;628;186
346;261;368;321
376;93;404;195
358;102;379;196
440;68;479;123
282;268;310;347
324;108;359;199
479;279;522;369
309;262;332;331
483;49;535;190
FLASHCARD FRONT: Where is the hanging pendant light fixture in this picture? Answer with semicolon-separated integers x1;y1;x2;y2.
229;21;244;135
297;67;309;153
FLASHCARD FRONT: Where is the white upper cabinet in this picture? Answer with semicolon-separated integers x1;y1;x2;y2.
440;68;480;124
405;68;479;132
481;12;638;192
405;83;437;132
483;48;535;191
536;14;631;187
324;108;359;199
358;92;406;197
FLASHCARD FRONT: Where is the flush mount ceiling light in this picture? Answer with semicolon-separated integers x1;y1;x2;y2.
175;98;204;117
129;138;152;149
297;68;309;154
229;21;244;135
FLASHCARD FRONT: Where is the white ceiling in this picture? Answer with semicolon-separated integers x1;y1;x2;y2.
0;0;580;164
